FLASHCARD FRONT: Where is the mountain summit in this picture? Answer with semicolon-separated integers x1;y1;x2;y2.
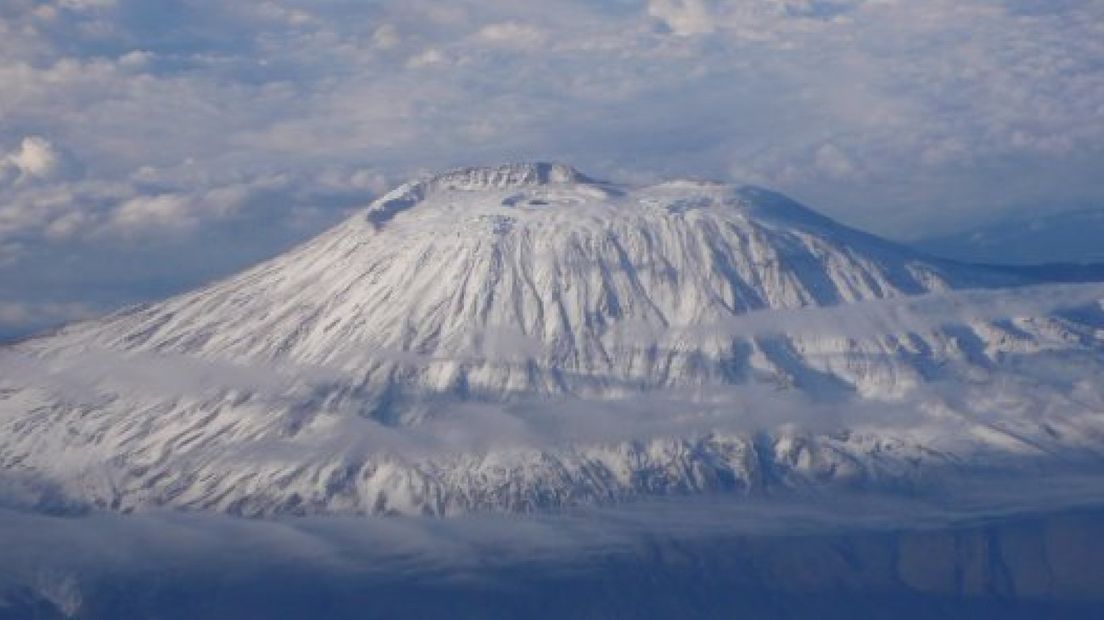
2;164;1103;516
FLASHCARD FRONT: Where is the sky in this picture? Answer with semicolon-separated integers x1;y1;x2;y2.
1;0;1103;339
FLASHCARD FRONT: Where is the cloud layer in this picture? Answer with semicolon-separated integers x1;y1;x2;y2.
3;475;1104;618
1;0;1103;337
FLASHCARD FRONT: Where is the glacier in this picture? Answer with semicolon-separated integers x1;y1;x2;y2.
1;163;1103;518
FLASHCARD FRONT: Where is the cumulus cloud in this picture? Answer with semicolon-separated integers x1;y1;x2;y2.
0;137;78;185
406;47;448;68
7;137;60;180
474;22;547;48
109;194;193;232
648;0;716;36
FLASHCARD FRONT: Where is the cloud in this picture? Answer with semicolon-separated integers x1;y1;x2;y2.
648;0;716;36
685;283;1104;342
0;136;79;186
0;300;93;327
406;47;448;68
0;300;96;341
2;471;1104;618
5;137;61;180
813;143;859;179
371;24;400;50
474;22;547;48
57;0;117;10
109;193;193;232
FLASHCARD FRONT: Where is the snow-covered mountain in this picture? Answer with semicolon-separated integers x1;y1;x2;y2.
2;163;1104;517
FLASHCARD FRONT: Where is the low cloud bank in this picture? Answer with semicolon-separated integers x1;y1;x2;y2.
2;471;1104;618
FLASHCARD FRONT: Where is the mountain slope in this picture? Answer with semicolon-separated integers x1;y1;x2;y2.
2;163;1103;517
21;165;1006;394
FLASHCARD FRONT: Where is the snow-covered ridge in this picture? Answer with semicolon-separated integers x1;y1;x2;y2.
1;164;1103;517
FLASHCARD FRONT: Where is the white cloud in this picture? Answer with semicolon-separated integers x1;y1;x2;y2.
2;137;62;183
814;143;858;179
116;49;153;69
0;300;96;333
371;24;400;50
245;2;314;28
109;193;194;233
406;47;447;68
648;0;716;36
57;0;117;10
475;22;547;48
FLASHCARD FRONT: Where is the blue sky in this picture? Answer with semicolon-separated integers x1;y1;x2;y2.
1;0;1103;338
